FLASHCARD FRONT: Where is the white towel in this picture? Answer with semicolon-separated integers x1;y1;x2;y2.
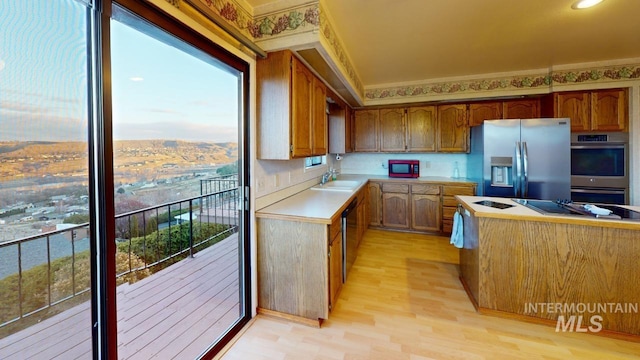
583;204;612;216
450;211;464;248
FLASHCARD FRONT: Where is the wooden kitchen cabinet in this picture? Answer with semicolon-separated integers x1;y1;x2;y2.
354;109;380;152
328;101;353;154
469;102;502;127
379;108;406;152
437;104;469;152
382;183;410;229
407;106;437;151
356;185;369;246
311;78;327;155
441;184;476;233
410;184;441;232
257;50;327;159
591;88;628;131
555;91;590;132
328;216;342;311
554;88;628;132
502;99;540;119
368;182;382;226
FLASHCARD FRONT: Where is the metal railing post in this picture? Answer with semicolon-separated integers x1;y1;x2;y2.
189;199;194;258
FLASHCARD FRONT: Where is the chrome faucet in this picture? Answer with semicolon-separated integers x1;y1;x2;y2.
321;171;331;185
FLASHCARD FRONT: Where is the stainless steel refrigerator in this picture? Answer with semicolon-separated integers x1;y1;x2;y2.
468;118;571;200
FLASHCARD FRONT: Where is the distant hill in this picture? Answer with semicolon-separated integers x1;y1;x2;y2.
0;140;238;183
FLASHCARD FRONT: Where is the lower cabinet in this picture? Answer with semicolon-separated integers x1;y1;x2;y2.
410;184;441;232
381;183;410;229
328;215;342;311
442;184;476;233
369;180;475;234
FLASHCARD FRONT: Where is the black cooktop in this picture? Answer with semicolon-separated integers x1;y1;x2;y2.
512;199;640;220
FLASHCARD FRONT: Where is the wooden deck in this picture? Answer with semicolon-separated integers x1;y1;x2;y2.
0;234;241;360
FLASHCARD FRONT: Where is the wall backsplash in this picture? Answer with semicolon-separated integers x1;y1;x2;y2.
338;153;468;178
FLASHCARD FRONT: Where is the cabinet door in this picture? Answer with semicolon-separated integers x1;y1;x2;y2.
437;104;468;153
345;106;353;153
411;194;441;232
382;192;410;229
407;106;436;152
368;182;382;226
555;92;590;132
354;109;380;152
312;78;327;155
328;232;342;310
291;58;313;158
591;89;628;132
469;102;502;127
379;108;406;152
502;99;540;119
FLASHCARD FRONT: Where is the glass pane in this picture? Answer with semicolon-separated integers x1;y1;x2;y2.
111;7;243;359
0;1;92;358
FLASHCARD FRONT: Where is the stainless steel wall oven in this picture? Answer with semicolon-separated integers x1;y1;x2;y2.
571;132;629;204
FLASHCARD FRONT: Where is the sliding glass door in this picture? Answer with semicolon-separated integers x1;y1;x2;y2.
0;1;250;358
109;3;249;358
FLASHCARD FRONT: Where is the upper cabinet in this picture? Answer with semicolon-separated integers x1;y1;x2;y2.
469;102;502;127
502;99;540;119
437;104;468;152
379;108;406;152
353;105;456;153
328;100;353;155
555;88;628;132
257;50;327;159
407;106;437;152
353;109;380;152
469;98;540;126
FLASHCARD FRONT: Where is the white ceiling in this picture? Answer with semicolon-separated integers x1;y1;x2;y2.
247;0;640;88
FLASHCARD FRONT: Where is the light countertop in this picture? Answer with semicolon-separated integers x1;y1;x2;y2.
256;175;477;224
456;195;640;230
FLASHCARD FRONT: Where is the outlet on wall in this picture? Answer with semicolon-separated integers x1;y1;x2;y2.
423;161;431;169
381;161;388;169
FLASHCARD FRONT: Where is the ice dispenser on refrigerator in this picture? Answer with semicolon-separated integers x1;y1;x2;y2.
490;157;513;187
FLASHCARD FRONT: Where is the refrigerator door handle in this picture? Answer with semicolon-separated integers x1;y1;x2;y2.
515;141;522;197
522;142;529;198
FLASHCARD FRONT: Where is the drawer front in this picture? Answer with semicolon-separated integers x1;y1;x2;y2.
442;185;475;196
411;184;440;195
382;183;409;194
442;219;453;233
442;196;459;207
442;206;457;219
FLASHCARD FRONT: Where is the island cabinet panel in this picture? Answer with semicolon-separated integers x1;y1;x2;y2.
379;108;406;152
502;99;540;119
458;209;640;337
407;106;437;151
368;182;382;226
257;218;329;322
354;109;380;152
436;104;469;153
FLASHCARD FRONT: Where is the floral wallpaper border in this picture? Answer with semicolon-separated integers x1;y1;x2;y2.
318;3;364;95
365;64;640;100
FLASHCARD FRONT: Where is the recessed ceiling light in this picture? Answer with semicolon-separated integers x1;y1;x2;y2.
129;76;144;82
571;0;604;9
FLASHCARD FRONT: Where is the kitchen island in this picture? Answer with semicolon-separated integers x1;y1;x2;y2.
455;196;640;340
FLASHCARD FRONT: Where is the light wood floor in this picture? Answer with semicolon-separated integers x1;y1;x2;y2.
220;229;640;360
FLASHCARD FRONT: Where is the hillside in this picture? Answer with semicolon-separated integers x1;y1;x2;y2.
0;140;238;184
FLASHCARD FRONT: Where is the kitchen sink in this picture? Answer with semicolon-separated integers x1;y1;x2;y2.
310;180;360;192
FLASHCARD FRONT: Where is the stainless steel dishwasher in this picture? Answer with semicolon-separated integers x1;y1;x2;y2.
341;198;358;283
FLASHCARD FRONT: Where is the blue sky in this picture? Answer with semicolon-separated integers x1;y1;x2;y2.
0;0;240;143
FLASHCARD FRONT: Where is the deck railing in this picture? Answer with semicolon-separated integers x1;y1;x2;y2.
0;175;239;331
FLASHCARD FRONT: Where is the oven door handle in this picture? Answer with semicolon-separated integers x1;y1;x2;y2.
571;188;626;195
